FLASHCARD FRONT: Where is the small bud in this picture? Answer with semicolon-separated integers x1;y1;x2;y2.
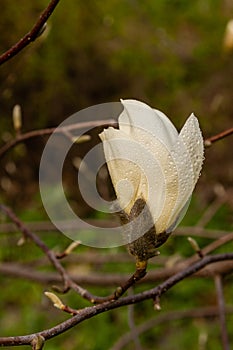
187;237;203;257
204;139;212;147
64;241;81;255
31;335;45;350
223;19;233;52
36;23;47;38
153;296;161;311
115;286;123;298
17;236;26;246
44;292;64;310
12;104;22;133
72;135;91;144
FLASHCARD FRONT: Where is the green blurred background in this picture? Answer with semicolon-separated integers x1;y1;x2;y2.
0;1;233;349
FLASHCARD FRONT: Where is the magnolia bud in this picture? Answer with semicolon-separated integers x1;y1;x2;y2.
12;104;22;133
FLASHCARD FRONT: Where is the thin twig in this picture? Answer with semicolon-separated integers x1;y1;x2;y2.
214;275;230;350
0;0;61;65
1;204;145;303
0;220;230;239
204;127;233;146
0;231;232;288
0;205;70;289
183;232;233;267
0;204;95;300
127;288;142;350
0;119;116;159
197;185;228;228
0;259;233;287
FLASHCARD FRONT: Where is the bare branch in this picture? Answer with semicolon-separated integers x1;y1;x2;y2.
215;275;230;350
0;119;116;159
31;335;45;350
0;204;70;289
204;127;233;146
183;232;233;267
0;204;94;300
0;230;232;288
0;220;230;239
0;0;61;65
0;259;233;288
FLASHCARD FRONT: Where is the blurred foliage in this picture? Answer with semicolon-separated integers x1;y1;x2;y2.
0;0;233;349
1;0;233;124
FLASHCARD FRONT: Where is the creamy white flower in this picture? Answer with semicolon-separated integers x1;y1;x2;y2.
99;99;204;238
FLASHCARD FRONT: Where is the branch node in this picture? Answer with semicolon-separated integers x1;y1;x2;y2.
52;284;70;294
36;23;47;38
114;286;123;299
31;335;45;350
204;140;212;147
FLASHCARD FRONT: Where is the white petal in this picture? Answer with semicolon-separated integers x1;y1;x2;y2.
99;127;166;220
164;114;204;229
179;113;204;184
119;99;178;149
166;196;191;233
153;108;178;143
100;128;141;212
117;100;183;233
153;151;180;233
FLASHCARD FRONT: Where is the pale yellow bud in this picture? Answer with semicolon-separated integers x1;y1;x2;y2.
44;291;64;310
71;134;91;144
223;19;233;52
64;240;81;255
12;104;22;132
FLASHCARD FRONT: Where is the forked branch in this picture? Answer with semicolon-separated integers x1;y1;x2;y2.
0;0;61;65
